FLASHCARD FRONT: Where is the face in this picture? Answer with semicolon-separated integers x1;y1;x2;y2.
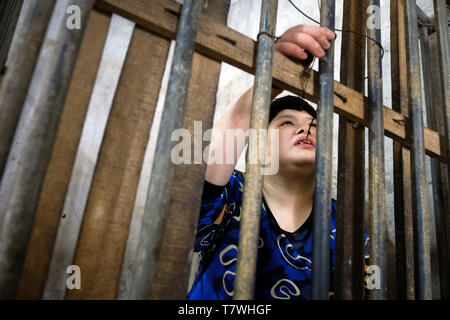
267;109;317;168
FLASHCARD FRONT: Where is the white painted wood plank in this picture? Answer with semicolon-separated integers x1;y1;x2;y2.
42;13;135;300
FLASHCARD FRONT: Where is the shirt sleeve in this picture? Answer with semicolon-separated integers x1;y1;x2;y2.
193;170;245;253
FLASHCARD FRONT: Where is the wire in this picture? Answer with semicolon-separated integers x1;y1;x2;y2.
287;0;385;59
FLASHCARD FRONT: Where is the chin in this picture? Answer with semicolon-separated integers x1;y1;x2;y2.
280;157;315;168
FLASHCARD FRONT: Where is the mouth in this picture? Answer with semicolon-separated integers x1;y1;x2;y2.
294;136;315;148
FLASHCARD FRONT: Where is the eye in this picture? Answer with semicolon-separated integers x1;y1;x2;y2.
280;120;293;126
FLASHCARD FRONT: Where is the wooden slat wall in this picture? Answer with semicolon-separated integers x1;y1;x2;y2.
150;0;231;300
65;27;171;299
16;9;111;299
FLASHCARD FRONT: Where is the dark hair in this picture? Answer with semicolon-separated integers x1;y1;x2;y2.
269;95;316;123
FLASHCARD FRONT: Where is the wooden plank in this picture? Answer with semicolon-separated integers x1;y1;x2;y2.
149;0;230;300
96;0;447;162
43;13;135;300
65;27;171;300
15;9;111;299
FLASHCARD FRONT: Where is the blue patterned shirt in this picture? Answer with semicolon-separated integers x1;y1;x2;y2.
187;169;369;300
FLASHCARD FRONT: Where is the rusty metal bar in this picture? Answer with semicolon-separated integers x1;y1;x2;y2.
0;0;94;299
391;0;416;300
0;0;56;178
367;0;387;300
404;0;432;300
129;0;203;300
433;0;450;216
432;0;450;299
311;0;335;300
233;0;277;300
420;25;450;299
335;0;366;300
429;29;450;301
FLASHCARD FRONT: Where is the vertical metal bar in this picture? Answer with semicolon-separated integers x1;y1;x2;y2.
404;0;432;300
0;0;56;177
335;0;366;300
311;0;335;300
390;0;415;300
233;0;277;300
0;0;94;299
129;0;202;300
366;0;387;300
433;0;450;217
428;27;450;300
420;20;450;300
0;0;23;72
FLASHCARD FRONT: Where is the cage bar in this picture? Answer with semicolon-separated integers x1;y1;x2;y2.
0;0;56;177
311;0;335;300
404;0;432;300
129;0;203;300
233;0;278;300
367;0;387;300
0;0;94;299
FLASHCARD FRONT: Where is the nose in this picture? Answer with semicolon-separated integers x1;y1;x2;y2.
295;126;305;135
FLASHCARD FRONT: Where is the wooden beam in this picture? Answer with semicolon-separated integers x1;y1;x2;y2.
95;0;446;162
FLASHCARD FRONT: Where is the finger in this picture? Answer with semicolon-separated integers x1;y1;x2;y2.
278;32;326;58
295;25;333;50
274;42;309;60
287;25;335;42
322;27;336;40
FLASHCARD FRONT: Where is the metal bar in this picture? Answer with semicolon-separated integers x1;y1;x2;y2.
432;0;450;299
128;0;203;300
404;0;432;300
335;0;366;300
420;25;449;299
0;0;56;178
311;0;335;300
433;0;450;219
233;0;277;300
0;0;23;72
428;28;450;300
367;0;387;300
42;13;135;300
0;0;94;299
390;0;416;300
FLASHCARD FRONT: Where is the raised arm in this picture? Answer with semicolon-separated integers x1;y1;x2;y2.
204;25;336;186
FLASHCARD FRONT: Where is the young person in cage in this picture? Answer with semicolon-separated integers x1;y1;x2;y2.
187;25;370;300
